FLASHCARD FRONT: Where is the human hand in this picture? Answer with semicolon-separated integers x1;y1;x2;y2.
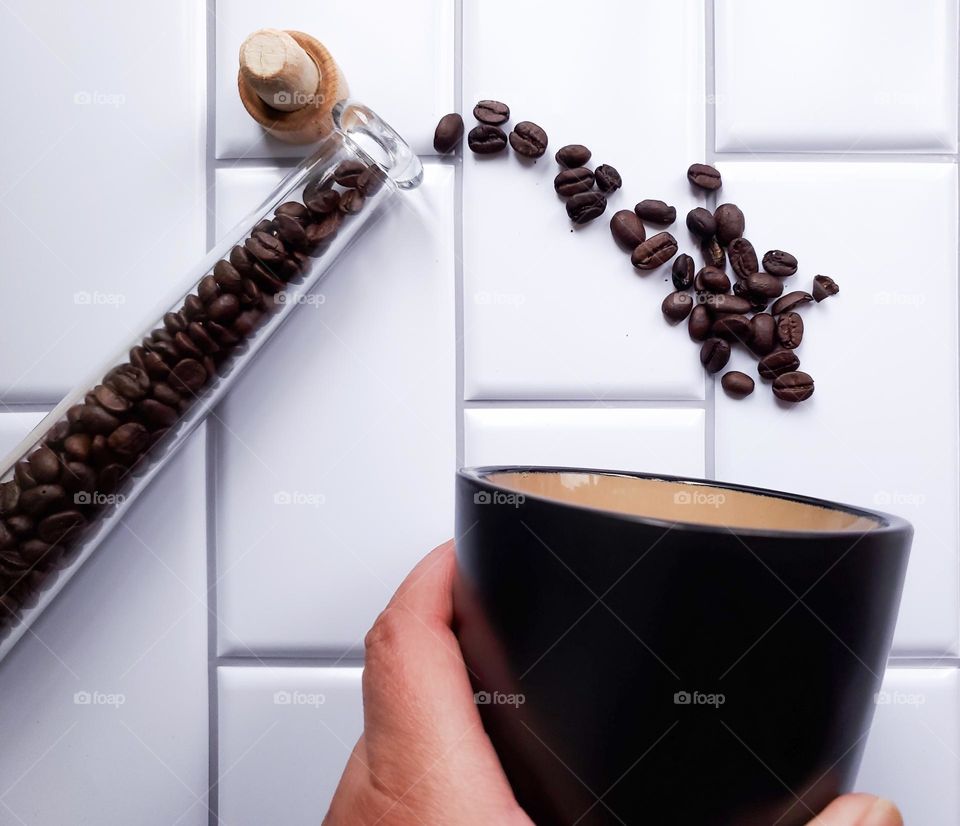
324;542;902;826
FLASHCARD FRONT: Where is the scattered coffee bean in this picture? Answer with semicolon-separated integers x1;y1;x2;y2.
776;312;804;349
634;200;676;226
712;314;751;342
813;275;839;302
728;237;759;280
700;338;731;373
631;232;678;270
566;191;607;224
509;121;548;158
595;165;622;193
662;291;694;322
748;313;777;356
763;249;798;277
468;124;508;154
686;208;716;240
771;291;814;315
701;237;726;269
672;254;694;290
687;163;721;191
555;167;595;197
773;371;814;402
721;371;755;397
610;210;646;249
758;350;801;380
732;279;768;312
741;272;784;301
688;304;712;341
714;203;745;246
555;144;591;168
473;99;510;125
696;266;730;294
433;113;464;153
333;160;365;188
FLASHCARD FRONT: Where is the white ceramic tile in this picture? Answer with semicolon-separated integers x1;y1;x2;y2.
857;668;960;824
464;407;706;478
0;0;205;404
215;0;454;160
0;428;208;826
0;411;46;462
715;0;959;153
214;166;296;244
462;0;706;401
218;667;362;826
714;162;959;657
215;163;455;656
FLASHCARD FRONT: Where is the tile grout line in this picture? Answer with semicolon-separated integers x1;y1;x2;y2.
454;0;465;470
704;0;717;481
955;0;960;664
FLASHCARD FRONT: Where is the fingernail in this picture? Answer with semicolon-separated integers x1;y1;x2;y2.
859;798;902;826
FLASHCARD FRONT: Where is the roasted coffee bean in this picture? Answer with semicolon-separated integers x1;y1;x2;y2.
749;313;777;356
333;160;365;188
566;191;607;224
18;485;65;517
696;266;730;294
555;144;591;168
275;214;308;249
142;350;170;379
305;213;342;254
28;447;60;484
713;203;745;246
634;200;676;226
14;460;36;489
686;207;716;240
0;522;13;551
233;309;262;338
473;99;510;125
93;384;131;414
712;314;751;342
98;463;128;494
249;263;285;294
687;163;721;191
662;291;694;322
44;421;69;450
728;237;759;280
62;461;97;494
229;245;257;276
700;338;731;373
687;304;712;342
763;249;798;277
672;254;694;290
198;274;220;304
163;311;187;334
433;113;464;153
773;371;814;402
245;232;287;265
468;124;508;155
732;279;767;312
7;514;32;536
253;218;277;236
182;294;206;321
509;121;548;158
742;272;784;300
721;371;755;398
303;186;340;216
631;232;678;270
772;291;814;315
186;322;219;354
169;359;207;395
207;294;241;324
758;350;801;380
275;201;309;221
67;403;121;435
554;167;595;197
38;510;86;545
706;294;753;316
356;167;383;197
610;210;646;249
63;434;91;463
173;332;202;360
0;481;19;516
152;383;181;408
339;189;365;214
701;237;726;269
594;164;621;193
813;275;839;302
777;312;804;349
108;422;149;457
137;398;178;429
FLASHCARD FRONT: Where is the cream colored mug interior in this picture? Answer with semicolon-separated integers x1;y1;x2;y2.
486;471;881;533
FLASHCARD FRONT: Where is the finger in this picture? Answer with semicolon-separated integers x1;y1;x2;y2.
808;794;903;826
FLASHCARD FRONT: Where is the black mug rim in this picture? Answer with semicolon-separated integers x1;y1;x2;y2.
458;465;913;541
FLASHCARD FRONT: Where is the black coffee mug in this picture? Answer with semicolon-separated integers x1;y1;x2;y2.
453;467;912;826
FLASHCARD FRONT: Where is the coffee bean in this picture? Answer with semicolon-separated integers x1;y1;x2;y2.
468;124;508;155
6;514;32;536
748;313;777;356
357;168;384;197
333;160;365;188
701;237;726;269
0;481;20;516
208;294;241;324
813;275;839;302
14;460;36;489
594;165;622;193
64;434;91;463
634;200;676;226
631;232;678;270
275;201;309;221
253;219;276;235
98;463;128;494
732;279;768;312
18;485;65;517
198;274;220;304
303;186;340;217
233;310;262;338
305;213;342;254
672;254;694;290
152;383;181;408
62;461;97;495
555;144;591;168
721;371;755;397
687;163;721;191
772;291;814;315
712;314;751;342
28;447;60;484
169;359;207;395
700;338;731;373
339;189;365;215
728;237;759;280
473;100;510;125
758;350;801;380
93;384;131;414
250;263;284;294
229;245;256;277
554;167;595;197
163;311;188;335
245;232;287;266
777;312;804;349
67;403;120;435
706;294;753;316
662;291;694;322
763;249;798;277
275;214;308;249
107;423;149;457
434;113;464;153
509;121;548;158
773;371;814;402
105;365;150;401
0;522;13;552
713;203;745;246
686;208;716;240
213;260;244;295
38;510;86;545
138;399;178;429
566;191;607;224
696;266;730;294
187;322;219;355
688;305;712;341
610;210;646;249
742;272;784;300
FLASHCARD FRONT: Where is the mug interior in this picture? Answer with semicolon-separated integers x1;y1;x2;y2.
484;470;881;533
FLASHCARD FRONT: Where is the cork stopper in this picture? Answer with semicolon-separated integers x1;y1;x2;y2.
238;29;349;144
